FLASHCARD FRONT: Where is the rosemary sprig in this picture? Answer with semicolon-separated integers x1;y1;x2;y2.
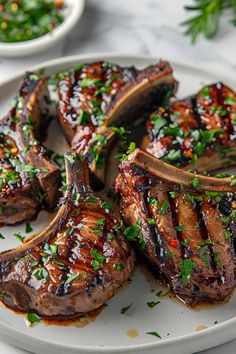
182;0;236;43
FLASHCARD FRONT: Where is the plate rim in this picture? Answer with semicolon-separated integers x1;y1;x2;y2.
0;52;236;354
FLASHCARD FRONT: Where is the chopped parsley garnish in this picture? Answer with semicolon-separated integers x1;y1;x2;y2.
118;142;136;162
205;191;222;203
220;216;229;224
14;233;25;243
65;273;79;285
96;218;105;226
169;191;177;199
230;176;236;186
159;200;170;215
190;177;201;190
179;259;196;283
224;230;233;240
151;114;167;132
214;252;221;267
102;201;113;211
165;149;181;162
146;331;161;339
77;110;90;125
65;153;75;164
25;222;33;234
175;224;183;232
148;198;158;207
90;249;106;270
225;96;236;105
147;218;156;225
85;196;97;203
121;303;133;314
147;301;160;308
0;233;5;240
110;126;130;139
32;267;48;283
114;264;124;270
80;78;101;88
200;129;224;145
25;313;41;326
124;224;141;240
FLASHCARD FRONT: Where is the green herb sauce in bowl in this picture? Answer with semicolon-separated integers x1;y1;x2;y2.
0;0;65;43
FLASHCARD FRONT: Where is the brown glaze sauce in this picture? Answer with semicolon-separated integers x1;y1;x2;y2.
139;261;233;310
0;299;104;328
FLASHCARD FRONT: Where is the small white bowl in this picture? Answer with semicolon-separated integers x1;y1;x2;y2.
0;0;85;57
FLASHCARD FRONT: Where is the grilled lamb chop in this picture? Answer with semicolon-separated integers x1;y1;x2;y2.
58;61;177;186
0;153;135;317
115;149;236;305
0;73;61;225
143;82;236;171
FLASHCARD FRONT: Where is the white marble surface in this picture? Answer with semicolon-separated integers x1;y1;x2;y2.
0;0;236;353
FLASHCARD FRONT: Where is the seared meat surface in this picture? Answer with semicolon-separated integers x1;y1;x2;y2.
0;154;135;317
58;61;177;185
143;83;236;171
0;73;61;225
115;149;236;305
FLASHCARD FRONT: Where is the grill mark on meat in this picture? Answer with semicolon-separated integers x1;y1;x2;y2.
115;149;236;305
58;61;177;187
0;73;61;225
0;154;135;317
144;82;236;171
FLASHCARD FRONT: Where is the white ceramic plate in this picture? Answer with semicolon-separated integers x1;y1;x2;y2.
0;54;236;354
0;0;85;57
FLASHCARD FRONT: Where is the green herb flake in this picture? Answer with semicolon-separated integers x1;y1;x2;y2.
25;222;33;234
85;196;97;203
179;259;196;283
65;273;79;285
121;303;133;315
114;264;124;270
230;176;236;186
124;224;141;241
190;177;201;190
147;301;160;309
77;110;90;125
225;96;236;105
14;233;25;243
0;233;5;240
102;201;113;211
169;191;177;199
175;224;183;232
25;313;41;326
81;78;101;88
146;331;161;339
147;218;156;225
32;267;48;283
159;200;170;215
224;230;233;240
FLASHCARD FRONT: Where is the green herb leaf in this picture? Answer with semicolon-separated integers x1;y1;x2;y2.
14;233;25;243
190;177;201;190
179;259;196;283
159;200;170;215
25;313;41;326
25;222;33;234
124;224;141;240
147;301;160;308
81;78;101;88
146;331;162;339
121;303;133;314
65;273;79;285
